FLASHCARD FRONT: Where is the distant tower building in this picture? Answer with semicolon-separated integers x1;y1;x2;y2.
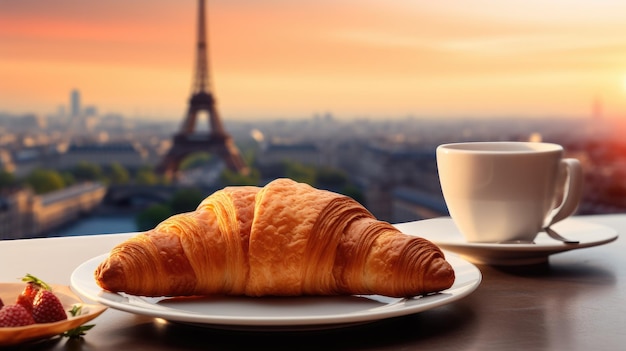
70;89;81;117
157;0;248;179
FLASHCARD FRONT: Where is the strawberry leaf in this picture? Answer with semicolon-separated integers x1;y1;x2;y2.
62;324;95;339
62;304;96;339
20;273;51;291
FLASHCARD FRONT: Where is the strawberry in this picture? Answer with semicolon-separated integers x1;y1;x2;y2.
16;283;39;312
32;290;67;323
16;274;50;312
0;304;36;327
0;297;4;309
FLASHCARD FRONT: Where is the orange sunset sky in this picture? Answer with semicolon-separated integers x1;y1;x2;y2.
2;0;626;121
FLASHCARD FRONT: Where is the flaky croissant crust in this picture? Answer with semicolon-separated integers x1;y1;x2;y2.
95;178;454;297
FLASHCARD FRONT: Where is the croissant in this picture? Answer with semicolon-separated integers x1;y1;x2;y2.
95;178;454;298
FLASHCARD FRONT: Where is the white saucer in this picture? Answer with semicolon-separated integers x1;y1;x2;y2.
394;217;618;266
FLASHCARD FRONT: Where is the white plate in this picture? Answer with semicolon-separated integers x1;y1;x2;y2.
394;217;619;266
70;253;481;331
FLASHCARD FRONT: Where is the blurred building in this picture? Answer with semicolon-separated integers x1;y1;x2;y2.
70;89;81;118
0;188;32;239
335;141;444;222
391;187;448;223
0;182;106;239
257;140;322;167
0;149;15;173
59;141;149;169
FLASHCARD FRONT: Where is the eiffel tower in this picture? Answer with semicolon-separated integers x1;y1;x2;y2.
157;0;248;179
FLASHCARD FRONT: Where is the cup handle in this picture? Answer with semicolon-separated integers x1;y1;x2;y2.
545;158;583;227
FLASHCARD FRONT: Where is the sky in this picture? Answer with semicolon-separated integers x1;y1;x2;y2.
2;0;626;121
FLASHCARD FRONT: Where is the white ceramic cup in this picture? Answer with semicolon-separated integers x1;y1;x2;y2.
436;142;583;243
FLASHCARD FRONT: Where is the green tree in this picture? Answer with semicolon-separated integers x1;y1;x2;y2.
169;188;205;214
60;171;76;187
341;184;365;206
135;188;206;231
316;167;348;188
284;161;316;185
25;169;65;194
72;161;102;182
135;168;159;185
0;170;16;190
180;153;212;170
108;162;130;184
135;204;171;231
220;168;260;186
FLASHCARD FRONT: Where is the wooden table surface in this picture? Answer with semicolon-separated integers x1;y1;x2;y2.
0;214;623;351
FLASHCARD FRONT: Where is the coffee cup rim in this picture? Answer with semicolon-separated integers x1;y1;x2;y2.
437;141;563;154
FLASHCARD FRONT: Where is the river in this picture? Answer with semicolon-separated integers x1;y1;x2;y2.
48;214;139;237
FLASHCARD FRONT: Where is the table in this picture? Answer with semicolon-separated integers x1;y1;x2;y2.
1;214;623;351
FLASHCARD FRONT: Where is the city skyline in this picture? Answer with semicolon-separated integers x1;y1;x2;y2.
2;0;626;121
